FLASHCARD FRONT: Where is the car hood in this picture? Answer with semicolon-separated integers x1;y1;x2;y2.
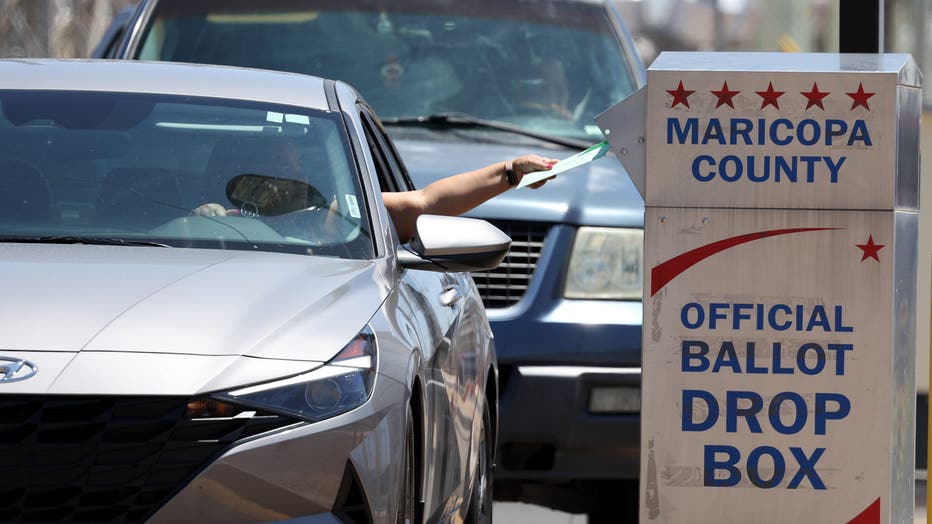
0;244;382;361
391;133;644;227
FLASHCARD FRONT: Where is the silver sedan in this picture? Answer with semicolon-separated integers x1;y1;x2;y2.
0;59;503;523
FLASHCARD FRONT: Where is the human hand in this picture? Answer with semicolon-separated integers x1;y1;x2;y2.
191;203;230;217
511;154;559;189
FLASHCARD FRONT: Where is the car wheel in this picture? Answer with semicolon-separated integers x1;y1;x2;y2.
397;404;420;524
464;402;493;524
588;510;635;524
587;480;639;524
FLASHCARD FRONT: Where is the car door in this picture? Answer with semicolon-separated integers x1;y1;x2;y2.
358;107;477;518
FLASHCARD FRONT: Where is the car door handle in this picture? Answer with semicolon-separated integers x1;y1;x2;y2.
439;286;462;307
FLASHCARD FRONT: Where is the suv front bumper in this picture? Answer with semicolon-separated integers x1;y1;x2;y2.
483;224;644;481
495;359;641;481
490;302;643;481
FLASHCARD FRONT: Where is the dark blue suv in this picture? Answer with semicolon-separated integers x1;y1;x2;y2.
97;0;647;519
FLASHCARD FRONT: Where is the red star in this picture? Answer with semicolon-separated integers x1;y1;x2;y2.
801;82;830;110
846;82;875;111
856;235;885;262
666;81;695;109
756;82;784;110
711;81;740;109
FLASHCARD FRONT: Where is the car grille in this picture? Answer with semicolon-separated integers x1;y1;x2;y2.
472;221;549;309
0;395;299;522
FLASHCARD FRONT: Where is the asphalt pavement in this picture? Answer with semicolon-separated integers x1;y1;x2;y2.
494;471;928;523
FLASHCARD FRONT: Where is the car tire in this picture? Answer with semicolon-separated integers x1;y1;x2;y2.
587;480;639;524
464;401;493;524
589;510;636;524
397;404;420;524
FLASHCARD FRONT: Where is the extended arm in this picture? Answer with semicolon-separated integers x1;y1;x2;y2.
383;154;557;242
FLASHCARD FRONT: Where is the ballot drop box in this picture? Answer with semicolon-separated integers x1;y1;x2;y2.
598;53;921;523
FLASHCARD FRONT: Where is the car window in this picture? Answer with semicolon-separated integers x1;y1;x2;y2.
0;90;374;259
360;113;397;193
92;25;125;59
91;5;134;59
359;107;414;192
135;0;637;142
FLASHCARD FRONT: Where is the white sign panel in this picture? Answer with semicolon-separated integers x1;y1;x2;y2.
642;208;898;523
644;53;916;210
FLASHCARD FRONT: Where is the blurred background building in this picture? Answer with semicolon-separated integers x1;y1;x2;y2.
0;0;134;58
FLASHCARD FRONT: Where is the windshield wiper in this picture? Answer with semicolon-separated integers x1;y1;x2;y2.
381;113;592;149
0;236;171;247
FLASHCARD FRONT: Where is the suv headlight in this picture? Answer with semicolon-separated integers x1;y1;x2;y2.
564;227;643;300
215;326;377;423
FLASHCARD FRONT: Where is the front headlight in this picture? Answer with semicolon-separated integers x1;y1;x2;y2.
564;227;643;300
215;326;377;423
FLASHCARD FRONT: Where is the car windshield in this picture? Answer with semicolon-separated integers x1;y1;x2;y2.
0;90;374;259
137;0;638;142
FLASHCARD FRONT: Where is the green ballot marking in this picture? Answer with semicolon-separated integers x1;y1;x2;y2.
517;140;610;189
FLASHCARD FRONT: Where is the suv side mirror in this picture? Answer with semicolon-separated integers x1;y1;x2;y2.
397;214;511;272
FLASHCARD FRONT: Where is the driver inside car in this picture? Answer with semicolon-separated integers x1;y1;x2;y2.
192;138;557;242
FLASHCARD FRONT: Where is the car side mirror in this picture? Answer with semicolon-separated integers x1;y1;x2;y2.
397;215;511;272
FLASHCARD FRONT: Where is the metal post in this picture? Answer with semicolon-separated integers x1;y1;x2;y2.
840;0;883;53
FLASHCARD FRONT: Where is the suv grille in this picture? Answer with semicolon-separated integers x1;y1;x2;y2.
472;221;549;309
0;395;298;522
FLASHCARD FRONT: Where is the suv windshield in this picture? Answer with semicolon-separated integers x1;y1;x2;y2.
137;0;637;142
0;90;373;259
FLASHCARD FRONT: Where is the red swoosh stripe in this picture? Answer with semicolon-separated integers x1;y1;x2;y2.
650;228;837;296
846;497;880;524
